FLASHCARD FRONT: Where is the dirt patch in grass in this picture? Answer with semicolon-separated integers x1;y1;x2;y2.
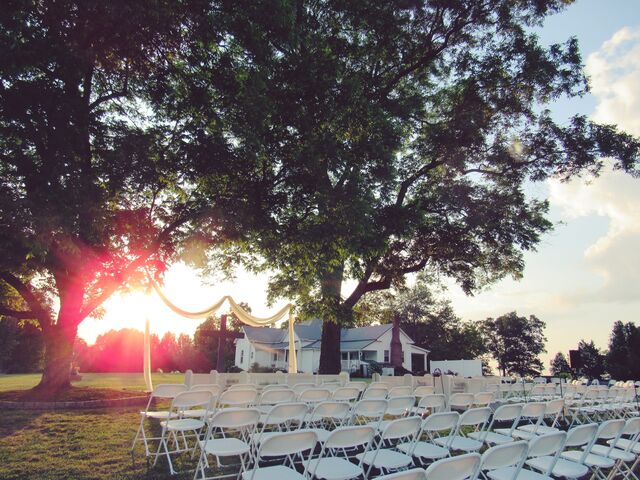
0;386;145;402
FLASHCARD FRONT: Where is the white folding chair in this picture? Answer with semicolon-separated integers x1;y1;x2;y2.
229;383;257;391
132;383;187;456
389;386;413;398
242;430;317;480
517;400;563;436
469;403;523;446
195;408;260;480
292;383;315;395
376;396;416;431
448;393;475;412
413;394;446;416
153;390;214;475
433;407;491;453
357;416;422;477
218;388;258;408
363;387;389;400
345;381;367;394
375;468;427;480
517;431;567;480
256;388;296;414
262;384;290;392
476;440;528;480
473;392;495;407
304;401;352;442
414;386;435;399
252;402;309;455
307;425;376;480
348;399;388;428
397;411;459;465
332;387;361;403
424;452;481;480
508;402;546;440
299;388;331;406
562;419;624;480
607;416;640;479
184;384;222;418
527;424;595;479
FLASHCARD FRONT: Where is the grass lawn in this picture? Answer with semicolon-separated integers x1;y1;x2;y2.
0;373;372;479
0;406;200;480
0;372;185;393
0;373;195;479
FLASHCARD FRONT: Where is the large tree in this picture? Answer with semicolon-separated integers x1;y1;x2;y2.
199;0;640;372
577;339;604;380
549;352;571;377
481;312;546;377
0;1;247;391
604;321;640;381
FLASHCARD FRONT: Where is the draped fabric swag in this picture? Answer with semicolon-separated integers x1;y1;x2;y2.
143;280;297;391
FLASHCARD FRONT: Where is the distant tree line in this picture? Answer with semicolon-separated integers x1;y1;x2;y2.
0;314;240;374
550;321;640;381
6;281;639;381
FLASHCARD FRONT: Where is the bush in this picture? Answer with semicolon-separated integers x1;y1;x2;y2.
368;360;382;376
249;362;279;373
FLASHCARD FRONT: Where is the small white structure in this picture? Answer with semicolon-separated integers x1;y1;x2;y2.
430;359;483;377
234;319;429;374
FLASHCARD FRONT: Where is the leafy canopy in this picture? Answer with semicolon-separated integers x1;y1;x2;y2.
192;0;640;324
481;311;546;376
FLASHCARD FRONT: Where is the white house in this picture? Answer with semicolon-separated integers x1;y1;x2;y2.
234;319;429;373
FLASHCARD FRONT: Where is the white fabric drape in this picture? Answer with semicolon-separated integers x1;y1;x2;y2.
144;318;152;392
144;280;298;389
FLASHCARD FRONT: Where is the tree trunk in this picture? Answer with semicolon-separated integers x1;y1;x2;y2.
319;320;342;374
318;265;344;374
35;322;77;391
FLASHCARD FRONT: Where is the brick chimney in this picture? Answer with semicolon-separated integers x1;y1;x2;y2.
390;314;403;368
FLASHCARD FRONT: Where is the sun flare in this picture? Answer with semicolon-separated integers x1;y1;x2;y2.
77;263;289;345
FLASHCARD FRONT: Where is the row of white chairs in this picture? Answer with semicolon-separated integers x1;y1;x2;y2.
198;402;640;480
135;384;640;480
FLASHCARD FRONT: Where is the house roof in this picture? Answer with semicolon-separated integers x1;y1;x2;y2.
243;326;287;345
243;319;407;351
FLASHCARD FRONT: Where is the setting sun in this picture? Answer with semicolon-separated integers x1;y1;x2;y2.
77;263;289;344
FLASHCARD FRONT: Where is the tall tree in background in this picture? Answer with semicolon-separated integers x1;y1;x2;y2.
0;2;250;391
482;312;546;377
604;321;640;380
200;0;640;372
606;321;630;381
549;352;571;377
577;340;604;380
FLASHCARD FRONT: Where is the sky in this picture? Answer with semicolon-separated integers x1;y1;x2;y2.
78;1;640;373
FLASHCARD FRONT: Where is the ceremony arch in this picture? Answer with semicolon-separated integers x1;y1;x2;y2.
143;281;297;390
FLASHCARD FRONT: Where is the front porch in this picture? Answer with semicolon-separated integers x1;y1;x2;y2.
340;350;378;372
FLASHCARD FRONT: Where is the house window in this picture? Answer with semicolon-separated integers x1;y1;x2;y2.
384;350;390;363
285;350;289;362
273;352;278;362
341;352;348;360
251;350;254;360
240;350;244;364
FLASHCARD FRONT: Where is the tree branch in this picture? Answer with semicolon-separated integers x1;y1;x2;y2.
78;211;196;319
0;306;38;320
395;158;444;207
0;272;52;328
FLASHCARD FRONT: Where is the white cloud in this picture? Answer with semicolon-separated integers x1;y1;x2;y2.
549;25;640;303
586;26;640;136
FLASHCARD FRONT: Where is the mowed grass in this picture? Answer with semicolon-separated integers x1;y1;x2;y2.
0;373;371;479
0;406;199;480
0;373;196;480
0;372;185;393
